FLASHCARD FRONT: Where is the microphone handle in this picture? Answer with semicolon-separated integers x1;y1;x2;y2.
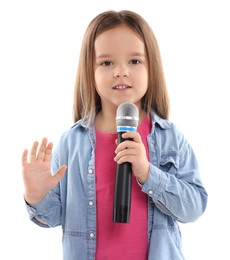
113;132;132;223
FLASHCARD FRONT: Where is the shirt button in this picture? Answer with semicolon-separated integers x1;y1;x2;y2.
148;190;153;195
88;201;94;206
89;232;95;238
88;169;93;174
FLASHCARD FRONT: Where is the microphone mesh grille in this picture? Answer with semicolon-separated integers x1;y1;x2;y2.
116;102;139;127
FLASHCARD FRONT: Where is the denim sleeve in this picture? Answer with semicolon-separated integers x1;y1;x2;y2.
24;189;62;228
141;143;208;223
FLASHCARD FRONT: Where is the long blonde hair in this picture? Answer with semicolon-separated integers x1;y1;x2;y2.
73;10;169;124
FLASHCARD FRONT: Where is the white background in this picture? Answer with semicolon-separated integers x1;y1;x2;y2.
0;0;229;259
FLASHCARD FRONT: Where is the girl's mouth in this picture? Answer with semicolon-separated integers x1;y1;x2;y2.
113;85;131;90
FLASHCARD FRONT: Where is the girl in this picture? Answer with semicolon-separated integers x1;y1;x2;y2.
22;10;208;260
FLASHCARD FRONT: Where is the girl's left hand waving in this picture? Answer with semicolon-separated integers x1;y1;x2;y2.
114;132;149;184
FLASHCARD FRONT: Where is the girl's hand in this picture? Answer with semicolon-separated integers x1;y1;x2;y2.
22;137;67;205
114;132;149;184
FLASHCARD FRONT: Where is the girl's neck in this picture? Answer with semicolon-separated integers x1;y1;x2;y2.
95;107;147;133
95;109;116;133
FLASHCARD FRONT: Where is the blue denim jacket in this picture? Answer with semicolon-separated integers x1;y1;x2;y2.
26;112;208;260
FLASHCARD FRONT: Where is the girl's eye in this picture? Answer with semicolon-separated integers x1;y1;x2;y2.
129;59;141;65
101;61;112;66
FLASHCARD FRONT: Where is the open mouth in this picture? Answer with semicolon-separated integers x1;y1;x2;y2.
112;85;131;90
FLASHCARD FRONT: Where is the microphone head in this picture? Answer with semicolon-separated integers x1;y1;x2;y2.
116;102;139;132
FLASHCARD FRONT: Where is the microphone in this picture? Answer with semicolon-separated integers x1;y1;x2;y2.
113;102;139;223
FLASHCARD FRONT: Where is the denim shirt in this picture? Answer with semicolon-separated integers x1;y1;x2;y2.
25;112;208;260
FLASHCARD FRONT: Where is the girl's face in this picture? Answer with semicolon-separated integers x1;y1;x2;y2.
94;25;148;111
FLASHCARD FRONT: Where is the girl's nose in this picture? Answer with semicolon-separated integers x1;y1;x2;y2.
113;66;129;78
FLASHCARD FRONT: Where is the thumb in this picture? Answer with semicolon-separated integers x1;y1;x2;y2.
51;165;67;187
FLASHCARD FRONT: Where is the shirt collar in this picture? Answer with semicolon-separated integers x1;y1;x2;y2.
151;112;171;130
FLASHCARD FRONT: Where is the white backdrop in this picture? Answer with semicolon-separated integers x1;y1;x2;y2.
0;0;229;259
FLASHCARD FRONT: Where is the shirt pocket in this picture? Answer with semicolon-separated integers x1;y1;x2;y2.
159;151;179;174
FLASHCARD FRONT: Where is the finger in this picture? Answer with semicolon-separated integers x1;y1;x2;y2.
44;142;53;162
114;153;135;164
114;148;136;162
36;137;48;161
115;140;137;154
122;132;142;142
29;141;39;162
52;165;67;186
22;149;28;166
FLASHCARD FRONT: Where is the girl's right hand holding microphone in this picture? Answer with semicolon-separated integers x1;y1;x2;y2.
22;137;67;205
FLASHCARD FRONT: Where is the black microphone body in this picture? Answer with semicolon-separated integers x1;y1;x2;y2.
113;102;139;223
113;133;132;223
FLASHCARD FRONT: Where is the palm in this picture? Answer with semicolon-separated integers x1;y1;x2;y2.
22;138;67;204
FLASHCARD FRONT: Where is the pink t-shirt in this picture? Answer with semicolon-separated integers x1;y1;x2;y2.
95;114;151;260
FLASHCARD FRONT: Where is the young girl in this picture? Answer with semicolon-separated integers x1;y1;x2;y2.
22;10;208;260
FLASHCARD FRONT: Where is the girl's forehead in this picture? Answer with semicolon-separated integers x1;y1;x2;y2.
96;25;141;42
94;25;144;51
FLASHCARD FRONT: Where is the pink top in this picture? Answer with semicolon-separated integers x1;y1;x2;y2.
95;114;151;259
